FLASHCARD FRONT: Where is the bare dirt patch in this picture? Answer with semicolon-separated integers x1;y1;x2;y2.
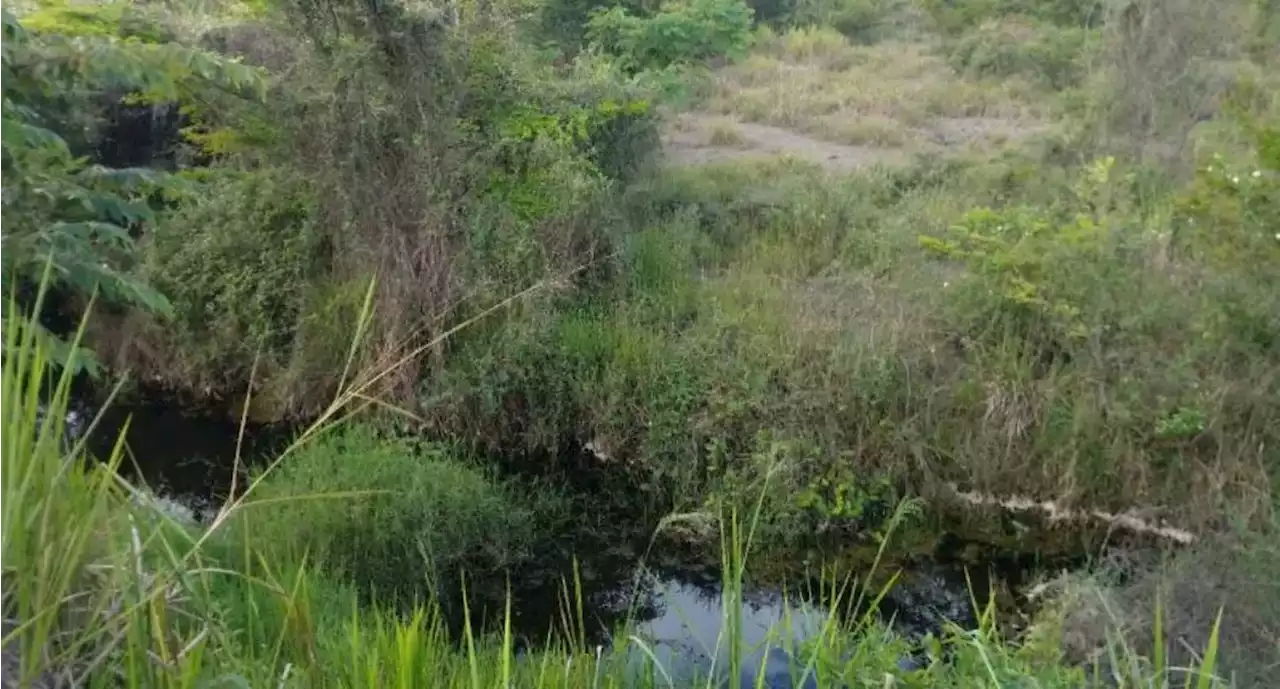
925;116;1049;147
662;111;1048;171
663;114;911;171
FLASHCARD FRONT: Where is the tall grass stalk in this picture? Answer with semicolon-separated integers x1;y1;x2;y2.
2;274;131;687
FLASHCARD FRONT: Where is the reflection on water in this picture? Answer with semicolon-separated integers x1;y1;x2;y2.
624;577;829;689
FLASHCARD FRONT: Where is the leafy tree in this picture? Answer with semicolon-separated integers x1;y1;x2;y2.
0;10;264;373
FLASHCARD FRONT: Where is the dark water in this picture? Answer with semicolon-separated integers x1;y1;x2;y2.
79;399;1068;684
83;400;297;510
619;578;835;688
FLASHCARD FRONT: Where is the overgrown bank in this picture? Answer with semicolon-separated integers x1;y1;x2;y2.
4;0;1280;685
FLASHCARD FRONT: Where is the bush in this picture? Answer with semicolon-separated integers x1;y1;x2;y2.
744;0;797;24
75;3;664;415
945;16;1094;90
919;156;1166;356
586;0;755;71
20;0;172;41
1174;119;1280;281
114;168;329;400
917;154;1278;525
240;427;563;610
537;0;647;50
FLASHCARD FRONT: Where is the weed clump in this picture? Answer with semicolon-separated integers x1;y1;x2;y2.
240;426;566;612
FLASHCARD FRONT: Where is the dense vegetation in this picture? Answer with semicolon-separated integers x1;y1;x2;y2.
3;0;1278;686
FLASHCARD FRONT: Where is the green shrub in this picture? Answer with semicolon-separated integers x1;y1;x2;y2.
21;0;171;41
945;16;1095;90
131;167;326;391
919;157;1134;352
586;0;755;71
68;3;662;414
916;153;1278;522
537;0;647;50
1174;120;1280;280
1001;0;1103;26
745;0;797;24
240;426;563;610
580;96;662;182
1168;120;1280;362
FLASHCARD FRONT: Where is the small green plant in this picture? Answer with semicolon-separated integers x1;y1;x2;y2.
795;469;897;524
1154;406;1208;440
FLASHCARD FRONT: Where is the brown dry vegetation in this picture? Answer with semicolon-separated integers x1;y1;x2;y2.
702;26;1049;151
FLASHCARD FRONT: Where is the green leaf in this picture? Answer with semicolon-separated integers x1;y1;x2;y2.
1;117;69;153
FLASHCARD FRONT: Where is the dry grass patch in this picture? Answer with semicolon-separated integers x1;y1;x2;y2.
706;118;749;147
1036;532;1280;689
705;26;1049;153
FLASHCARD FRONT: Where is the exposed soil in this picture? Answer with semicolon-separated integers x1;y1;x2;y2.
662;115;912;170
662;112;1048;171
926;116;1049;147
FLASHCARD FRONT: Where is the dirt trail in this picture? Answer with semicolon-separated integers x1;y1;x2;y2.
663;113;1046;171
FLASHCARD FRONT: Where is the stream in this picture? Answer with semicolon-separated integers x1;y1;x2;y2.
77;397;1082;685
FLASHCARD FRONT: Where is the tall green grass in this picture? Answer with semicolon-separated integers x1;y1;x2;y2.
2;288;1235;687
